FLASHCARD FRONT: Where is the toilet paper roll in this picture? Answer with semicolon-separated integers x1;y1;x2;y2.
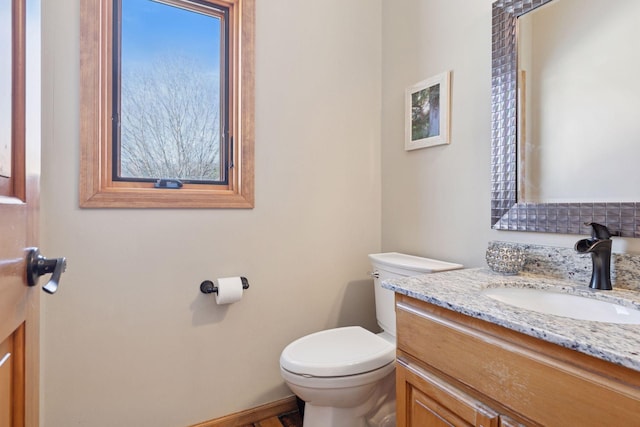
215;276;244;305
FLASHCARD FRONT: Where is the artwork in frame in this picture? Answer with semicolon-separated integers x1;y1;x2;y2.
405;71;450;151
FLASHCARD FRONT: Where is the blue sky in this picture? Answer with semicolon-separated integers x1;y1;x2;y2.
121;0;221;69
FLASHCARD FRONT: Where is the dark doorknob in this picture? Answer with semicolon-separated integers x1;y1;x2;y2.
26;248;67;294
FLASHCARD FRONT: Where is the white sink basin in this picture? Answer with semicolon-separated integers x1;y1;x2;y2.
482;287;640;324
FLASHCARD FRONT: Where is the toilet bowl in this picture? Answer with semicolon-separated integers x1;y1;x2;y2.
280;253;463;427
280;326;396;427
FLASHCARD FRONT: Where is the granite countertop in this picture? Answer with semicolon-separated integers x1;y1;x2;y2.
383;268;640;372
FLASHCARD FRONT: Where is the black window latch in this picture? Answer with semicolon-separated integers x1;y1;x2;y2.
154;179;183;189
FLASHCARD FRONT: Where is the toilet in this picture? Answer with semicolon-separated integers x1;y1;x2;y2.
279;252;463;427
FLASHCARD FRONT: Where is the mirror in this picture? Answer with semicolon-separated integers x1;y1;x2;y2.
518;0;640;203
491;0;640;237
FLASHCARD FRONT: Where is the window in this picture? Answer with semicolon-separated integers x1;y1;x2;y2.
80;0;254;208
115;0;227;184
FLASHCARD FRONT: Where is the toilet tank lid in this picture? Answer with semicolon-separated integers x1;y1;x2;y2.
280;326;395;377
368;252;463;273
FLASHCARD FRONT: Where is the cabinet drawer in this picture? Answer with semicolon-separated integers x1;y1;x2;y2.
396;296;640;426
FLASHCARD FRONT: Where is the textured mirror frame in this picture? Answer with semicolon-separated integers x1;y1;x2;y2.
491;0;640;238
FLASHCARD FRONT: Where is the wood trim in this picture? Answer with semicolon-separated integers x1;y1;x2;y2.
189;396;298;427
1;0;27;200
395;359;410;427
12;323;25;427
238;0;255;208
79;0;254;208
24;283;40;427
11;0;26;202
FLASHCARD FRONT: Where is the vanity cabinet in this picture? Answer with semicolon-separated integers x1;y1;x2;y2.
395;294;640;427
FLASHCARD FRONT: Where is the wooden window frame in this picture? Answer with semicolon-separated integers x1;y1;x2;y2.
80;0;254;208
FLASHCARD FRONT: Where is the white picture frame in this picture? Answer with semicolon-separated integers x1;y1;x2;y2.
405;71;451;151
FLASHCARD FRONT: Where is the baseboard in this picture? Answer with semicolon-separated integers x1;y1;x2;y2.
189;395;298;427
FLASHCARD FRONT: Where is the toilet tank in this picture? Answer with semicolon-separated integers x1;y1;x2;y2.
368;252;463;338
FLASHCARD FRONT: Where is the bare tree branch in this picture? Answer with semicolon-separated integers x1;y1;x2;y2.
119;55;222;181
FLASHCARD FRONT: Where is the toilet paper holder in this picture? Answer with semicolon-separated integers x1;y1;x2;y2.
200;277;250;295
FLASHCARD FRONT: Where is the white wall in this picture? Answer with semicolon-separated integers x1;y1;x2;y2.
40;1;381;426
380;0;640;267
381;0;494;265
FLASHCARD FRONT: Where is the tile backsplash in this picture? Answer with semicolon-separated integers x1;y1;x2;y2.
489;241;640;291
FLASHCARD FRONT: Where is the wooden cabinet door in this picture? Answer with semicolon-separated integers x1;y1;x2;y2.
0;0;41;425
397;357;500;427
408;385;464;427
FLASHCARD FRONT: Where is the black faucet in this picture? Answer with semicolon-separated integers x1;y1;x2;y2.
574;222;613;290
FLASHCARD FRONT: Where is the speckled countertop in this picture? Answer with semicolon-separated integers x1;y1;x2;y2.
383;267;640;372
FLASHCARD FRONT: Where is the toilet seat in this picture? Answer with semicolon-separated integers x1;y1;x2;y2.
280;326;395;377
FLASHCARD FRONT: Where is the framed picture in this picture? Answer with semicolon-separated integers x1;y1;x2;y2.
405;71;450;151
